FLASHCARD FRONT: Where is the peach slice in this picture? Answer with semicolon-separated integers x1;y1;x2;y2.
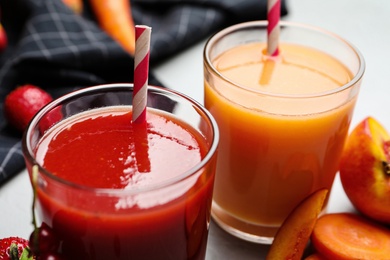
339;117;390;224
266;188;328;260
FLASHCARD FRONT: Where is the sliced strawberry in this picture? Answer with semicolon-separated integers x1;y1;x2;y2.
4;84;53;132
0;237;29;260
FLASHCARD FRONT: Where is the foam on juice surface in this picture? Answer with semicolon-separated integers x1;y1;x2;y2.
214;42;351;95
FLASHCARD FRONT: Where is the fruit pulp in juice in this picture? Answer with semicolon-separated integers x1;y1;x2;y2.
33;106;214;260
205;42;356;235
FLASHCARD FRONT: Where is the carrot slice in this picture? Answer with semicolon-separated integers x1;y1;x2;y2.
89;0;136;55
311;213;390;260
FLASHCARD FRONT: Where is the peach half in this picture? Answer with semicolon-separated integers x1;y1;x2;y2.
339;117;390;224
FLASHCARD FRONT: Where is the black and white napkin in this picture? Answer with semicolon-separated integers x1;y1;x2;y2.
0;0;288;185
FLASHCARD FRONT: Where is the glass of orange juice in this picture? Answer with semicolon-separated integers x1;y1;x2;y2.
204;21;365;244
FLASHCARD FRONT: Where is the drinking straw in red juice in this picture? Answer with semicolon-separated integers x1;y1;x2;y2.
133;25;151;124
133;25;152;172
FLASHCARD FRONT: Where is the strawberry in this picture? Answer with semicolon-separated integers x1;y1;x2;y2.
0;23;7;52
0;167;63;260
4;84;53;132
0;237;30;260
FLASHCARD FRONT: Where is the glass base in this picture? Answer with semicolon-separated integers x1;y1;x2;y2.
211;202;280;245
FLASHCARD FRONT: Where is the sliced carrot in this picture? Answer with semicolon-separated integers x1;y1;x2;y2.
89;0;136;55
266;189;328;260
311;213;390;260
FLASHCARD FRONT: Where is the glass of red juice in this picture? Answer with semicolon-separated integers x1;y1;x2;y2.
22;83;219;260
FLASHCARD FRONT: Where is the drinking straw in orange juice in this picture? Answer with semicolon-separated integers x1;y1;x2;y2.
262;0;281;85
204;21;364;244
267;0;280;56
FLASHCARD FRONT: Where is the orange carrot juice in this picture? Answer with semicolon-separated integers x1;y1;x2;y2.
204;32;364;243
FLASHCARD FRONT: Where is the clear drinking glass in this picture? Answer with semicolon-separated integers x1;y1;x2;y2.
23;83;219;259
204;21;365;244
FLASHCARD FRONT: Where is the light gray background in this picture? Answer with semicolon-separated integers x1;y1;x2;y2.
1;0;389;259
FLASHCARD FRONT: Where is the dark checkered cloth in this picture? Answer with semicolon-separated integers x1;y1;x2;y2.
0;0;288;185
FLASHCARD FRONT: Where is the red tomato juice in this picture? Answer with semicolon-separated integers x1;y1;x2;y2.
32;106;215;260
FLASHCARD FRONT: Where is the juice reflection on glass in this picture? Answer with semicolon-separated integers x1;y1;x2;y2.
203;21;365;244
22;84;219;260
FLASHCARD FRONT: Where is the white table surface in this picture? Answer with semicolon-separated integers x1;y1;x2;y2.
1;0;390;259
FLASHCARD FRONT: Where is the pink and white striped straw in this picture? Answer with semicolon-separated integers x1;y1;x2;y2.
267;0;281;56
133;25;151;124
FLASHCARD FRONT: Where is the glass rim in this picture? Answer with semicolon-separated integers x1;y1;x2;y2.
22;83;220;195
203;20;365;99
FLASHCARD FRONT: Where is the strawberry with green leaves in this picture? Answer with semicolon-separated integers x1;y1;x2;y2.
0;167;63;260
0;237;31;260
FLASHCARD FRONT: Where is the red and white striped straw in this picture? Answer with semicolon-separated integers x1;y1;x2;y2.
133;25;151;124
267;0;281;56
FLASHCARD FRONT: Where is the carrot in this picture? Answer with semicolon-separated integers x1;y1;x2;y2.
311;213;390;260
89;0;136;55
62;0;83;14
